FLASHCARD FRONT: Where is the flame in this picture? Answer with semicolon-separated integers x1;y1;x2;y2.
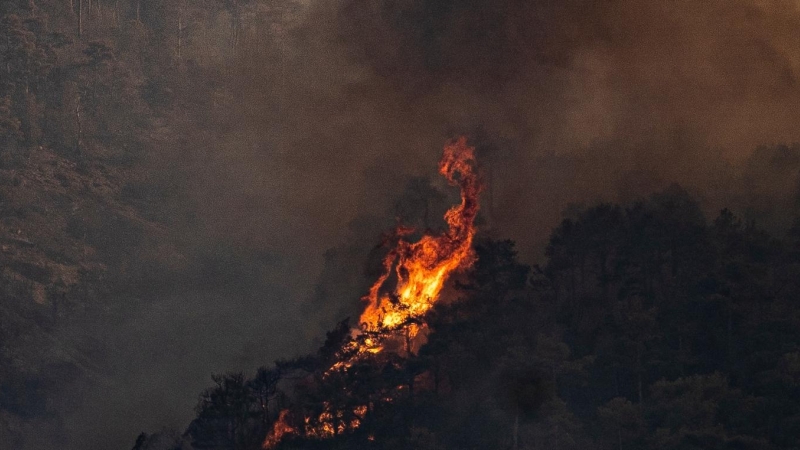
263;137;481;449
301;403;369;439
263;410;295;449
360;136;481;332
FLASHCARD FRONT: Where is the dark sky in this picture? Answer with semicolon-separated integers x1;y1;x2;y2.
41;1;800;448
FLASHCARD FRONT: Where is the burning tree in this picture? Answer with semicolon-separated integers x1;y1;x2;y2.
262;136;482;448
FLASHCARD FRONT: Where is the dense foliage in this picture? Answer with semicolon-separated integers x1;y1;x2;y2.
168;187;800;450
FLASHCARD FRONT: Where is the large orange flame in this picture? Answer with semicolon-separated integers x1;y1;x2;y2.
263;137;481;449
360;136;481;332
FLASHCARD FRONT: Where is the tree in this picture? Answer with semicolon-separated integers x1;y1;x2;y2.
248;367;281;438
0;13;54;147
190;372;260;449
597;397;645;450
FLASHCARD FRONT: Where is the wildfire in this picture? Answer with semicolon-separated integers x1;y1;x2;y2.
360;136;481;332
263;137;481;449
263;410;295;449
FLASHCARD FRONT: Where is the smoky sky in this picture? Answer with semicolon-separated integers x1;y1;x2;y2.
38;1;800;449
236;0;800;262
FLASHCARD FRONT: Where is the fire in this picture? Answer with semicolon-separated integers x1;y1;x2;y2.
263;410;295;449
263;137;481;449
302;403;369;439
360;136;481;332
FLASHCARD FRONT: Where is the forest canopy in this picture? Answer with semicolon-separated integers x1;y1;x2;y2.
163;187;800;450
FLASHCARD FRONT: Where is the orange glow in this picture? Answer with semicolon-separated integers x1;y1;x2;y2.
263;410;295;449
360;136;481;332
263;137;481;449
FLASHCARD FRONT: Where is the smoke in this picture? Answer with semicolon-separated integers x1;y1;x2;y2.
318;0;800;252
26;0;800;448
214;0;800;266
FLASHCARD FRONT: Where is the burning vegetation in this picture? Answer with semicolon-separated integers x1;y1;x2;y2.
163;144;800;450
10;0;800;448
360;136;480;334
263;137;481;448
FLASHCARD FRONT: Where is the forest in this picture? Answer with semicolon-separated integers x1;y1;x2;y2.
138;185;800;450
1;0;304;448
3;0;800;449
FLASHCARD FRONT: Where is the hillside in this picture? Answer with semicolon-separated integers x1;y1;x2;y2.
169;188;800;450
0;0;300;447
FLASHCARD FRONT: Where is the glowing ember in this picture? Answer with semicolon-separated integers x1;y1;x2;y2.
263;410;295;449
263;137;481;449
